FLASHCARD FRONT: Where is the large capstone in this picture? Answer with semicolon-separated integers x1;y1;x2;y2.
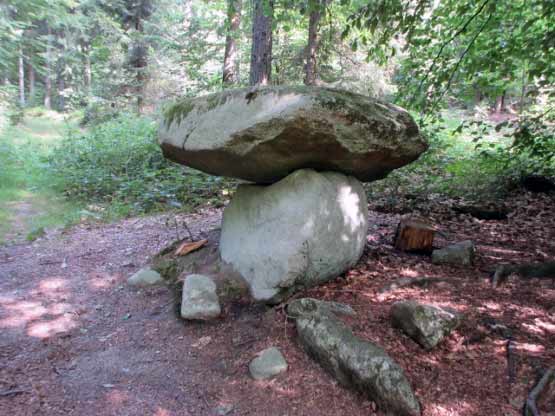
159;86;427;183
220;169;368;302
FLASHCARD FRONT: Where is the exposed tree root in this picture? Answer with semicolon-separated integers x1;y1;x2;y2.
0;388;28;397
523;367;555;416
506;339;516;386
492;261;555;287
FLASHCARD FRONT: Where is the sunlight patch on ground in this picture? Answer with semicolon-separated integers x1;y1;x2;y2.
522;318;555;336
39;277;67;292
0;276;79;338
514;342;545;354
0;298;48;327
153;408;173;416
87;272;119;291
429;401;476;416
400;268;419;277
27;314;78;338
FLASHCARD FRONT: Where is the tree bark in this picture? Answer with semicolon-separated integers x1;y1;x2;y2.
223;0;242;85
474;87;482;106
18;48;25;107
56;34;66;112
304;0;325;85
28;62;35;102
84;45;92;97
494;90;506;114
249;0;273;86
44;25;52;109
134;18;147;114
394;219;436;253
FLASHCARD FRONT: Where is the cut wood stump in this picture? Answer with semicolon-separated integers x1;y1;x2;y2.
394;219;435;253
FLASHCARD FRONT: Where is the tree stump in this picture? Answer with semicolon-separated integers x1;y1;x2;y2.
394;219;435;253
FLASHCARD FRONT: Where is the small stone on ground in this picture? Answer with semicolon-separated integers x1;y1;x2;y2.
432;240;476;266
181;274;221;320
127;268;163;286
249;347;288;380
391;300;461;349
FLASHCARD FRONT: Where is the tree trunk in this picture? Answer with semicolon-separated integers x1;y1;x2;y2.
494;90;506;114
56;35;66;112
223;0;242;85
304;1;325;85
249;0;273;86
44;25;52;109
28;62;35;103
134;18;147;114
519;65;527;114
18;48;25;107
84;45;92;97
56;58;65;111
474;88;482;106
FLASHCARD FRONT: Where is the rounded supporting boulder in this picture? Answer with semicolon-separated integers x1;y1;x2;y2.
220;169;368;302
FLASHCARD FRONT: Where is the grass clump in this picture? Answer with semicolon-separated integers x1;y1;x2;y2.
49;113;234;216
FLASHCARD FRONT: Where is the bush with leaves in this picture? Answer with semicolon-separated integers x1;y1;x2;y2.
49;114;234;216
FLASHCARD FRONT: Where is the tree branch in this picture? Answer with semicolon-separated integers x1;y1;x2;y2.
431;12;494;112
411;0;491;106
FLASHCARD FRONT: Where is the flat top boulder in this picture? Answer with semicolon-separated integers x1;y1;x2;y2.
159;86;428;183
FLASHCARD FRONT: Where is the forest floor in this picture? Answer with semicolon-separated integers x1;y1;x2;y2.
1;186;554;416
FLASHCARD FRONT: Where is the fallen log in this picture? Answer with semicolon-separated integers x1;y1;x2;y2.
492;261;555;287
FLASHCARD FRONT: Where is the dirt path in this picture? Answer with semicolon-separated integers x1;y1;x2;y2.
2;200;43;244
1;192;554;416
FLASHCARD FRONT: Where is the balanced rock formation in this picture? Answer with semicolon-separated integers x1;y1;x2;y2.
159;86;428;184
220;169;368;302
159;86;427;302
391;301;461;350
288;298;421;416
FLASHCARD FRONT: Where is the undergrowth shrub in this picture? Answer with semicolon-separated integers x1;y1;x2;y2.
49;114;234;216
367;118;519;202
80;98;120;126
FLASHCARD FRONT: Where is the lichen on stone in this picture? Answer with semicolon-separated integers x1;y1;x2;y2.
163;99;195;128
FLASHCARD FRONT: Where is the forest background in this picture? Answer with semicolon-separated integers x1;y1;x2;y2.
0;0;553;241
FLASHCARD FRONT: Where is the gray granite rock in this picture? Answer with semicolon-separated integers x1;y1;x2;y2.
432;240;475;267
288;298;421;416
220;169;368;302
391;300;461;349
248;347;288;380
127;268;163;286
159;86;427;183
181;274;221;320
